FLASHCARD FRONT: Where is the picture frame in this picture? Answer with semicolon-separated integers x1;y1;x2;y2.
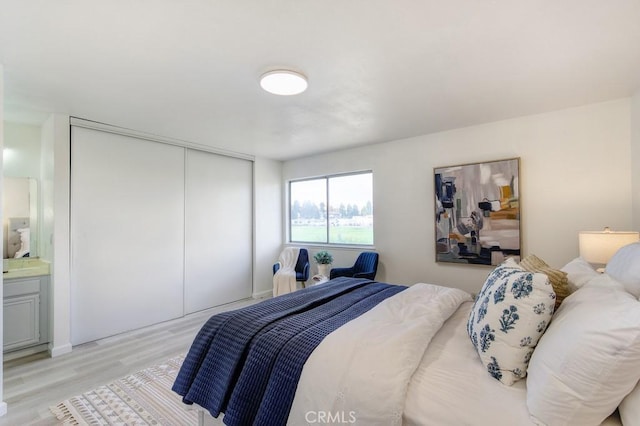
434;157;521;265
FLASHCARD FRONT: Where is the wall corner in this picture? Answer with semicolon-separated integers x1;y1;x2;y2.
631;92;640;231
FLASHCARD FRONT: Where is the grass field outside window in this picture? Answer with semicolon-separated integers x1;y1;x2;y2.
290;172;373;245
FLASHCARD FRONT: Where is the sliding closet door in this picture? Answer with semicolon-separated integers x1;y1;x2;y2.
70;127;185;345
184;149;252;313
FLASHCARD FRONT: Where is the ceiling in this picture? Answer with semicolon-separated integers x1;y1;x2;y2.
2;1;640;161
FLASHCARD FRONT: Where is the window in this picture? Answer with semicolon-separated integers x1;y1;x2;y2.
290;171;373;245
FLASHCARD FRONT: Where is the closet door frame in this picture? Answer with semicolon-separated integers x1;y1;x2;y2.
69;118;255;345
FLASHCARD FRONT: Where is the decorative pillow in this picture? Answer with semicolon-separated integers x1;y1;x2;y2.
520;254;570;308
561;256;599;291
467;259;555;386
526;276;640;426
620;380;640;426
606;242;640;298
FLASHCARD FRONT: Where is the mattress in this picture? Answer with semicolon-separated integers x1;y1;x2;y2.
403;301;622;426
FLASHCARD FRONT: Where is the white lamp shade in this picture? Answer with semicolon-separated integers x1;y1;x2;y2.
579;228;640;265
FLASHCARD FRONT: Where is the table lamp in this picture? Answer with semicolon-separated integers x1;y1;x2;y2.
579;227;640;271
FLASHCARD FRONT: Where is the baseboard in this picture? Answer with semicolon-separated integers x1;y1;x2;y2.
49;342;73;358
252;289;272;299
0;401;7;416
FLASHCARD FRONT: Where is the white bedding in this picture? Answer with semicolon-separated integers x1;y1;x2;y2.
404;301;622;426
288;283;472;425
200;282;625;426
290;289;623;425
404;300;532;425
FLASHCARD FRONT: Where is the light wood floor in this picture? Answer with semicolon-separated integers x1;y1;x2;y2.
1;297;260;425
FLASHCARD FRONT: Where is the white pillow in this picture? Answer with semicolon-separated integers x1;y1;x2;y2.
467;259;555;386
560;256;598;291
620;380;640;426
526;276;640;426
606;242;640;298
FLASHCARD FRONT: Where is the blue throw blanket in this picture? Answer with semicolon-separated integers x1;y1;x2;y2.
172;277;406;425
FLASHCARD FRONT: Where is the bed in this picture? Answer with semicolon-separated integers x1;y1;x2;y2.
173;244;640;426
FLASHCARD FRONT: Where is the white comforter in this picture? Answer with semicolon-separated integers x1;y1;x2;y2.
287;283;472;425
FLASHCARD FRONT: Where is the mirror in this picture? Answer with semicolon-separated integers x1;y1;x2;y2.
3;177;38;259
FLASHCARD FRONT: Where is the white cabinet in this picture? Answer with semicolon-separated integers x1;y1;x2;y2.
3;275;49;352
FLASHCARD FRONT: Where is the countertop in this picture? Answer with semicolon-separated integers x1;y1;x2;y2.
3;258;50;280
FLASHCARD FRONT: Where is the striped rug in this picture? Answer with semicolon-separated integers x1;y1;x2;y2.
50;355;212;425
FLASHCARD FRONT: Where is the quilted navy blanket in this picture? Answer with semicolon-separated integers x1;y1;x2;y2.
172;277;406;426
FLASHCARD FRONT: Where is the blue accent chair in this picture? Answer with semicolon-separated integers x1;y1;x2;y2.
273;248;310;286
329;251;379;281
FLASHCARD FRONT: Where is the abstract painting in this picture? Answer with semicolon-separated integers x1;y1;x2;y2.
434;158;520;265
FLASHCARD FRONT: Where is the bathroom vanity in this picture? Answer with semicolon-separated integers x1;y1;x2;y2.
3;258;50;354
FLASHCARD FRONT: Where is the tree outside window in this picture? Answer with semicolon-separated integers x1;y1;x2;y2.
289;172;373;245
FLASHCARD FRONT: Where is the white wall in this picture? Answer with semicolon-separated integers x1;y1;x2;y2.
632;91;640;231
254;157;284;296
40;117;55;263
283;99;633;295
43;114;72;357
0;63;7;417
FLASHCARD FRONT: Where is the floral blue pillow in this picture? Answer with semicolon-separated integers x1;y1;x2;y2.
467;258;556;385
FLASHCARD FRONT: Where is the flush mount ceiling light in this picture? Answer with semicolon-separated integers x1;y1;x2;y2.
260;70;308;95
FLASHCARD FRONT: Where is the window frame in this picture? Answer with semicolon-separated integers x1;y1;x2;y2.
288;170;374;247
